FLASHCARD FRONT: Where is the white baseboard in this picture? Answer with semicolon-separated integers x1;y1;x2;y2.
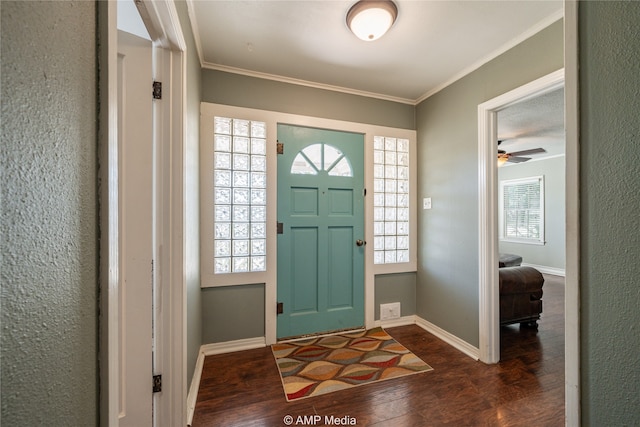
374;315;416;329
201;336;266;356
186;351;205;427
414;317;480;361
186;336;267;426
521;262;565;277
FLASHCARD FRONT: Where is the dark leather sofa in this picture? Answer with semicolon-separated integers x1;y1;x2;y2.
499;266;544;327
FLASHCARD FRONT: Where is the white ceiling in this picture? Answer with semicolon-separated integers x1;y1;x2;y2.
189;0;563;103
498;87;565;162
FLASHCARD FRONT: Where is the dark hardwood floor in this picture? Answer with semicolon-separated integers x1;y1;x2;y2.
192;274;564;426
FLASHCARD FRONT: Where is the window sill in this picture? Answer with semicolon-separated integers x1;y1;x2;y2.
499;238;545;246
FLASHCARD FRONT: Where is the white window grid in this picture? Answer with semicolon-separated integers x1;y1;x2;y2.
213;116;267;273
500;176;545;243
373;136;410;264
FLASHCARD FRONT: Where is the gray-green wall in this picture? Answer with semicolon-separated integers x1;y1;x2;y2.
202;69;415;130
498;156;566;271
175;0;203;387
579;2;640;424
1;1;98;424
415;20;564;346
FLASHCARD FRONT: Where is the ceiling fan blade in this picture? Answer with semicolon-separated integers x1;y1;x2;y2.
507;156;531;163
508;148;546;157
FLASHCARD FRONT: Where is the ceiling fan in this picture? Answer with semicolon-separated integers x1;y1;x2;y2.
497;140;546;166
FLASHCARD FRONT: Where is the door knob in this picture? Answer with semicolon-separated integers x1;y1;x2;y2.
356;239;365;247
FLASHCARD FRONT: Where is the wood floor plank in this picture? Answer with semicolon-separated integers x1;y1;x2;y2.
192;274;565;426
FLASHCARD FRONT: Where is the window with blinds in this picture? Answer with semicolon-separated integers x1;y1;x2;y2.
499;176;545;244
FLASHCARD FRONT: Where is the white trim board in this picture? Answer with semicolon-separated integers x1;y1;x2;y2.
477;68;565;365
521;263;566;277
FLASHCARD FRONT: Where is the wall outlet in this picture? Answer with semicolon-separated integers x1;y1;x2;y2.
380;302;401;320
423;197;432;210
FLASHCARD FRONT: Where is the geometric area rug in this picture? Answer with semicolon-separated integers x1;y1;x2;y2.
271;327;433;401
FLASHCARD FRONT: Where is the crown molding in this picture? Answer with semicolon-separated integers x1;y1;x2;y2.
415;9;564;104
202;62;416;105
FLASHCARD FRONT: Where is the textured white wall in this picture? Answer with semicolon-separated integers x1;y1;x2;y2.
1;1;98;424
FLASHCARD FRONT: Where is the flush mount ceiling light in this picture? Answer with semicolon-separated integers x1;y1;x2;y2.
346;0;398;41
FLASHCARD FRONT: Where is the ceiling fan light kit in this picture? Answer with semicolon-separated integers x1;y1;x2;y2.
346;0;398;41
497;145;547;167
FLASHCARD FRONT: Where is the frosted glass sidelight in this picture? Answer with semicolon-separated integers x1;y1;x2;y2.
215;205;231;222
233;119;250;137
214;223;231;239
215;135;231;152
251;122;266;138
215;257;231;274
374;150;384;164
374;221;384;235
213;116;268;275
215;240;231;257
374;136;385;150
251;155;266;172
251;256;266;272
251;206;266;222
232;171;250;187
373;133;411;264
233;223;250;239
251;189;267;205
232;205;250;222
214;188;231;204
215;170;231;187
251;239;266;255
384;222;396;235
233;137;250;153
374;251;385;264
233;257;249;272
215;152;232;170
384;137;396;151
215;117;232;135
251;138;266;155
233;188;250;204
233;154;250;171
385;251;397;263
251;172;267;188
233;240;250;256
251;223;266;238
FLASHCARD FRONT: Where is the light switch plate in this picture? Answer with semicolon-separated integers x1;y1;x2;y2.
423;197;432;210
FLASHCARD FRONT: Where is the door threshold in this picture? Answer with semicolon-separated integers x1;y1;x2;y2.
277;326;366;344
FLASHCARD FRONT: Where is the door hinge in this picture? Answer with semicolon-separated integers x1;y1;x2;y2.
277;302;284;315
153;374;162;393
152;81;162;100
363;188;367;196
276;141;284;155
277;222;284;234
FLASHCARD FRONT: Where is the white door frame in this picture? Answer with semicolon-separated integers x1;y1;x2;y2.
99;1;187;426
477;2;580;425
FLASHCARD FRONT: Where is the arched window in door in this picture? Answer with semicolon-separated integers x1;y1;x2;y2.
290;143;353;177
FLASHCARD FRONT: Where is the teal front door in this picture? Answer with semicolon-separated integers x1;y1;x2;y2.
277;124;365;339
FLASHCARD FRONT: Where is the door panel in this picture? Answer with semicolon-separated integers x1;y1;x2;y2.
277;125;364;338
118;30;153;427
